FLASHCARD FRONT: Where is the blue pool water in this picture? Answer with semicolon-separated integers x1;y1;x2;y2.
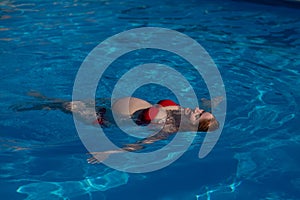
1;0;300;199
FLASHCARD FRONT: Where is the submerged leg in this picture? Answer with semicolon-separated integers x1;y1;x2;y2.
27;90;65;102
11;101;71;113
11;91;71;113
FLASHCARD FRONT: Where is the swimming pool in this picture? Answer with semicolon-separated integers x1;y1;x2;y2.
1;0;299;199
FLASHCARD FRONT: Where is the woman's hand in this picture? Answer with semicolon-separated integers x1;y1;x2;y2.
87;150;123;164
201;96;224;109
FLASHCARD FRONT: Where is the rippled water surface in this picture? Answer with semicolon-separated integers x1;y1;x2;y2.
0;0;299;199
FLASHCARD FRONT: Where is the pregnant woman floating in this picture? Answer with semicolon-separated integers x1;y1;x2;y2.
12;91;222;163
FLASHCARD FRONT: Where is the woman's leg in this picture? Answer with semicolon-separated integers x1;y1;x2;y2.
11;91;71;114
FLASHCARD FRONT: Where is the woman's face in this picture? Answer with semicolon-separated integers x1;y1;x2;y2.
183;107;212;125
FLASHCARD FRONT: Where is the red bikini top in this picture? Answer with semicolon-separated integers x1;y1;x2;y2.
139;99;178;124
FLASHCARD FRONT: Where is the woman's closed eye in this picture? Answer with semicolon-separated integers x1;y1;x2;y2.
195;111;205;120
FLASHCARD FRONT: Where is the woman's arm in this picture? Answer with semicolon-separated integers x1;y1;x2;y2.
200;96;224;111
87;131;171;164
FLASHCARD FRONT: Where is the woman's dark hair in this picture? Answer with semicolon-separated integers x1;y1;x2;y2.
198;116;219;132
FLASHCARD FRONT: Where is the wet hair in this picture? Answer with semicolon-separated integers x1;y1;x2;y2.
198;116;219;132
